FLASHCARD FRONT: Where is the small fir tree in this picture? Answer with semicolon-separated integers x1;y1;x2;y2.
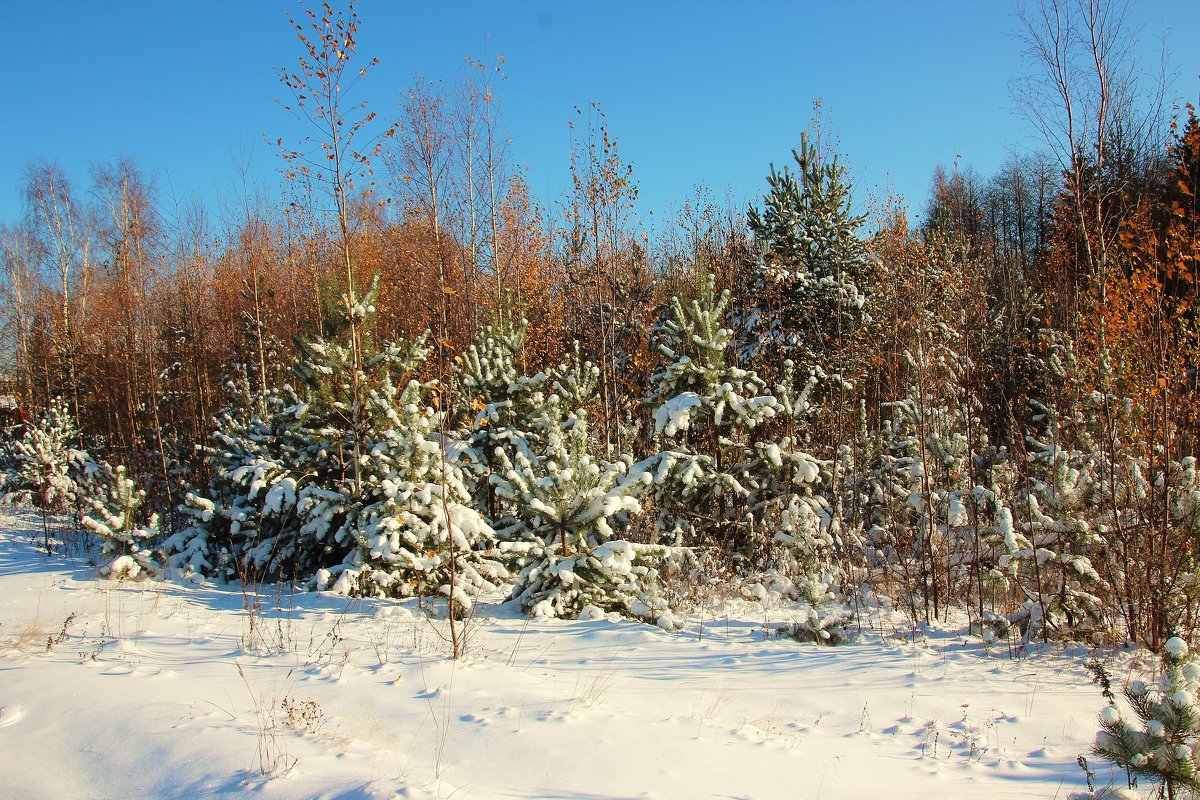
1094;637;1200;799
82;463;160;579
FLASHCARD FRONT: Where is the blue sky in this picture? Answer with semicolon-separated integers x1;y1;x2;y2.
2;0;1198;230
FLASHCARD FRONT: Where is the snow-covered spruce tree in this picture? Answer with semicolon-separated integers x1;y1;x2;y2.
210;276;401;585
494;389;667;622
648;273;781;561
738;131;871;381
453;315;549;526
82;463;160;579
338;336;507;608
649;273;836;592
1020;440;1106;635
169;278;505;608
1;398;86;515
753;363;857;647
1094;637;1200;798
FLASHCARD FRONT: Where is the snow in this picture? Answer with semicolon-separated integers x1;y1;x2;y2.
100;553;142;579
653;392;702;437
1165;636;1189;659
0;507;1139;799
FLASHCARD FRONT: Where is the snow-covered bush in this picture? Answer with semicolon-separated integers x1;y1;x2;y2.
775;571;852;645
165;492;217;579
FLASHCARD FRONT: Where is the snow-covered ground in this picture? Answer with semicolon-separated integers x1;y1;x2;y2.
0;507;1140;799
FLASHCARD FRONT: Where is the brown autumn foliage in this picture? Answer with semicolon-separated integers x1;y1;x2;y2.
1107;111;1200;436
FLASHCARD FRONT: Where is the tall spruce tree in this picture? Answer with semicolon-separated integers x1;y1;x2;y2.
740;132;871;381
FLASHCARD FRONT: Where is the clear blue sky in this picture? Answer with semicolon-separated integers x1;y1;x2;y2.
2;0;1197;230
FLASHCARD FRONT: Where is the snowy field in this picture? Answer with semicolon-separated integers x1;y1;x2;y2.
0;507;1139;799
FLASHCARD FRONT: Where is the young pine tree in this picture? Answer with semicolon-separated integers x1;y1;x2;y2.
169;278;505;609
739;132;872;382
1094;637;1200;799
2;398;86;515
649;273;801;565
453;315;548;527
345;335;507;608
495;384;667;622
82;463;160;579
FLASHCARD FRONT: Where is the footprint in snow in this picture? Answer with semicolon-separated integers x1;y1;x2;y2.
0;705;25;728
536;709;575;723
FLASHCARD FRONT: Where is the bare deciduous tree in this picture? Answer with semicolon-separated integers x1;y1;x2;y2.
276;0;394;493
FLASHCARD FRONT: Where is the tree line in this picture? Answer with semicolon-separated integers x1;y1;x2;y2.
1;0;1198;651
